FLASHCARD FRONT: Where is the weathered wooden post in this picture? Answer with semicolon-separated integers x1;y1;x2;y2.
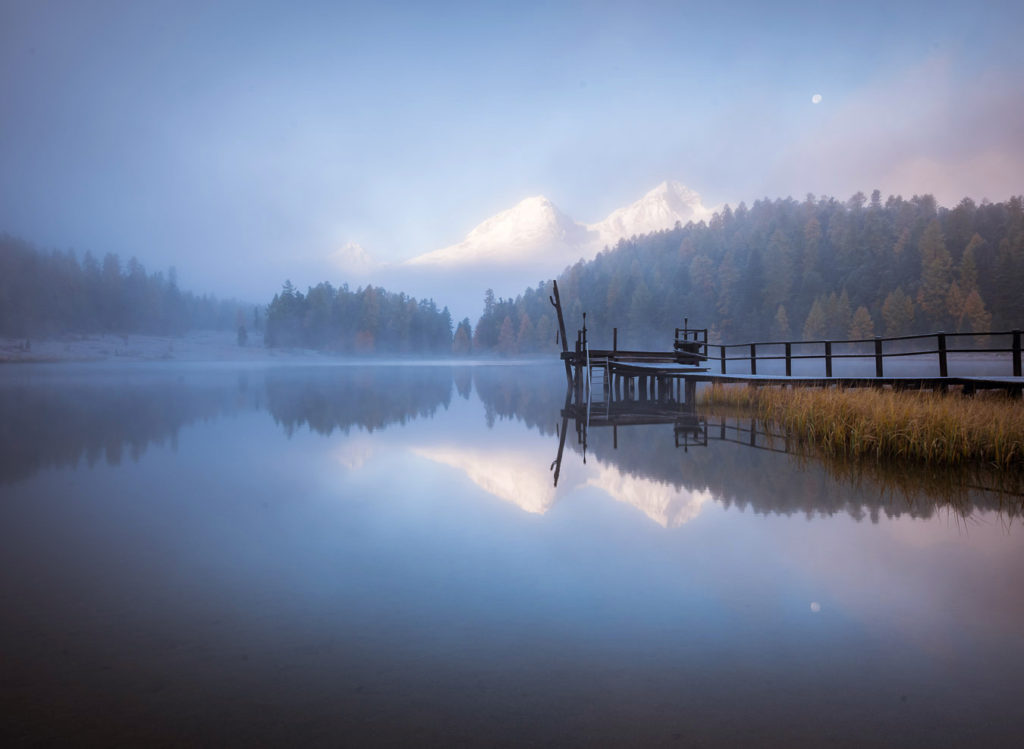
937;332;948;378
825;341;833;378
874;336;884;378
549;281;573;388
720;345;726;374
785;342;792;377
750;343;757;375
613;327;618;353
552;398;570;487
1013;330;1022;378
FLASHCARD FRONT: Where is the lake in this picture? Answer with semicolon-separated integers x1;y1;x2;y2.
2;362;1023;747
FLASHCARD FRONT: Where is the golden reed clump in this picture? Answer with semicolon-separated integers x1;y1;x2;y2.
699;384;1024;469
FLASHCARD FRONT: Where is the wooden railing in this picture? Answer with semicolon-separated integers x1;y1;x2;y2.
705;330;1023;378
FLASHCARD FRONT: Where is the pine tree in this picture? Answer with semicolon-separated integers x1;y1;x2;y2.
802;298;827;340
916;219;952;328
882;288;915;336
497;315;516;356
961;289;992;345
825;290;852;338
959;234;983;293
994;237;1024;327
516;314;535;353
764;229;794;314
771;305;790;340
946;281;965;332
535;314;555;351
628;279;654;343
452;318;472;355
848;306;874;339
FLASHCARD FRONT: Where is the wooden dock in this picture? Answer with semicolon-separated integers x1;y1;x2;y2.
548;281;1024;403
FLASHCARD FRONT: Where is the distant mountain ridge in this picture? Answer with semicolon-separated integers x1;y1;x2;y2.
404;180;713;270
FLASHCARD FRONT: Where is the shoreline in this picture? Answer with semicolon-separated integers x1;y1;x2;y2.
0;332;549;366
0;331;311;364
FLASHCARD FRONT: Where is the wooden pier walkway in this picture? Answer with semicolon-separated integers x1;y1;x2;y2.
548;281;1024;402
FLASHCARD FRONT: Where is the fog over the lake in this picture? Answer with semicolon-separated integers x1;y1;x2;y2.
1;0;1022;316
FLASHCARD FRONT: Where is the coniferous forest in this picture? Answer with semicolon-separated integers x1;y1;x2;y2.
0;234;249;338
263;281;454;354
473;192;1024;352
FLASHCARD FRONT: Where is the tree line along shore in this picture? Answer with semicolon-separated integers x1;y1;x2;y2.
2;191;1022;356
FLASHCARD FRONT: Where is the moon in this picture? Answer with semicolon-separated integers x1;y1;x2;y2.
811;93;823;104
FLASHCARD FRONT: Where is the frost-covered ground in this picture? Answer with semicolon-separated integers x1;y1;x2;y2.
0;331;334;363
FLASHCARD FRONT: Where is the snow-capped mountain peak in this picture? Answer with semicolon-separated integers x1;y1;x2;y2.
587;180;712;249
402;180;712;270
405;195;592;267
328;241;376;276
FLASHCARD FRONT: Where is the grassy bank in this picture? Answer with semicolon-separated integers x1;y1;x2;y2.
698;385;1024;469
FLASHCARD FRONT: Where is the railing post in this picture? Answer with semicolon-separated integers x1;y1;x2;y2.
937;332;948;378
874;336;884;378
750;343;757;376
720;345;726;374
825;341;833;378
1014;330;1022;378
613;327;618;353
785;342;792;377
575;333;582;399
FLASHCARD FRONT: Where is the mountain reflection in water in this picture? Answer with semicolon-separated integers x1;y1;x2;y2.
2;362;1023;747
2;363;1020;523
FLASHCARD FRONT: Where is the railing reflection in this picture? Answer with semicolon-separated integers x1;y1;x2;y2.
551;383;1024;521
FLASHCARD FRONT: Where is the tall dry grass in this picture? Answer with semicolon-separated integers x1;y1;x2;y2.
699;384;1024;469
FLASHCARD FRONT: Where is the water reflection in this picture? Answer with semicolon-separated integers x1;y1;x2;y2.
267;365;454;436
404;364;1021;526
0;365;456;484
0;368;260;484
3;363;1020;525
3;362;1024;746
412;445;557;514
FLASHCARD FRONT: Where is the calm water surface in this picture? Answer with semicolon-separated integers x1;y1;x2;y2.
2;362;1023;747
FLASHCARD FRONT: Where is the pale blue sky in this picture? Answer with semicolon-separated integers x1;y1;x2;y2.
1;0;1021;303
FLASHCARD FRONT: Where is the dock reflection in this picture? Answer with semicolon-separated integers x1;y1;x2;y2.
549;382;1024;523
